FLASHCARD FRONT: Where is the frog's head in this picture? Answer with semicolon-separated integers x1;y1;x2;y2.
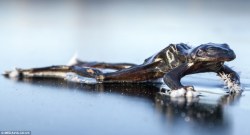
190;43;236;62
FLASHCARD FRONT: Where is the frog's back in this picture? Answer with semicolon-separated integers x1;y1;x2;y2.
144;43;191;72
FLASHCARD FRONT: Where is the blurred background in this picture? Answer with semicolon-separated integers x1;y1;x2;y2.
0;0;250;69
0;0;250;135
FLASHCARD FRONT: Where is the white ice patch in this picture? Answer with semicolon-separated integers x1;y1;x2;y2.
65;72;97;84
170;88;186;97
67;53;78;66
161;87;200;97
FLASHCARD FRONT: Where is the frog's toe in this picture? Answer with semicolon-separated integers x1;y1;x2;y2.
228;84;244;94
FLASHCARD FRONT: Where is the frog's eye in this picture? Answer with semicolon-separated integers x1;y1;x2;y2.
207;47;219;55
197;49;204;56
207;47;216;52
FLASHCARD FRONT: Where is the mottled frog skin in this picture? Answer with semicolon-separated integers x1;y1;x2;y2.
3;43;243;97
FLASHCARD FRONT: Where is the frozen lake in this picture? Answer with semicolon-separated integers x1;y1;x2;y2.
0;1;250;135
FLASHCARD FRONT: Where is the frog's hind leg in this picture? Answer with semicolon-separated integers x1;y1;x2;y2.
3;65;103;83
68;58;136;70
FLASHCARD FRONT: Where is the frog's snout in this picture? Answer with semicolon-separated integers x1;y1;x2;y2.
227;49;236;61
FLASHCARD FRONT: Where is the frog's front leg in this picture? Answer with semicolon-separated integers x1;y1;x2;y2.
217;65;243;93
163;63;199;97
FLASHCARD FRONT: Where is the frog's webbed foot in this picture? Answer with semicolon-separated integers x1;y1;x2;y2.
219;72;243;94
217;65;244;94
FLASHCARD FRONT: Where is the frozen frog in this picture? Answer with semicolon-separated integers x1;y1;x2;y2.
3;43;243;97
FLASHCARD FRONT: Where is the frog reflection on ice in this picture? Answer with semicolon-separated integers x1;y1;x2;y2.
3;43;243;97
